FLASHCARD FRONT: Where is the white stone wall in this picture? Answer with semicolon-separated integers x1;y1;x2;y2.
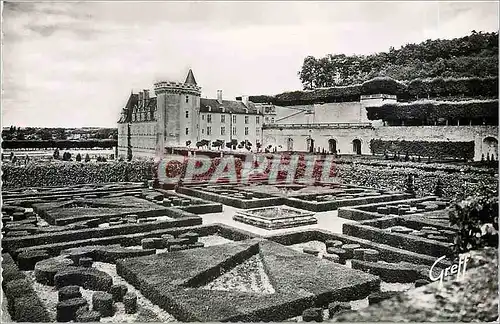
262;124;498;160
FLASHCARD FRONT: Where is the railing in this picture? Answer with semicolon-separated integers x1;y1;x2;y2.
262;122;373;129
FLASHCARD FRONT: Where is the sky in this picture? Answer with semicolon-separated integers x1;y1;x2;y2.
2;1;499;128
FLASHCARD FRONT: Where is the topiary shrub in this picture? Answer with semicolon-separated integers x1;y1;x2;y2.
54;267;113;291
449;185;498;254
13;295;51;322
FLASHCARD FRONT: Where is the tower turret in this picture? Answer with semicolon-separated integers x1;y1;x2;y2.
154;69;201;156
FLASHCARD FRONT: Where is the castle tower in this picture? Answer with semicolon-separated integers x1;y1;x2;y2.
154;69;201;156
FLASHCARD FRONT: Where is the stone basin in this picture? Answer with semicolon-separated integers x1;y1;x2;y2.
233;206;317;230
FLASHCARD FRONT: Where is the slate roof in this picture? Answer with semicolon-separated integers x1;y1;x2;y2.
200;98;262;115
118;94;157;123
185;69;197;85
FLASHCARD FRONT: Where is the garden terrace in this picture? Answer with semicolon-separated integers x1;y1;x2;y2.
249;76;499;106
366;99;498;124
115;238;380;321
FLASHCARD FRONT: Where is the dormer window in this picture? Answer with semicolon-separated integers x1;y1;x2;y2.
186;96;189;103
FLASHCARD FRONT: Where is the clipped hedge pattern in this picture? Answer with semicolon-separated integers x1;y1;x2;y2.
2;254;51;322
2;161;154;189
335;163;497;203
366;99;498;121
369;139;475;159
249;76;498;106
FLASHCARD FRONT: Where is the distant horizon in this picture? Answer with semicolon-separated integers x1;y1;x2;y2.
2;1;498;128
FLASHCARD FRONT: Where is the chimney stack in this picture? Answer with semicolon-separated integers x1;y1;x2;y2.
242;95;249;108
217;90;223;104
138;91;143;105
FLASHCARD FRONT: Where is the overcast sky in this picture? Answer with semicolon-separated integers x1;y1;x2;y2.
2;1;499;128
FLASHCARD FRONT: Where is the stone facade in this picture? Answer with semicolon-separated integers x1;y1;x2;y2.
261;93;497;161
117;70;264;158
118;72;497;161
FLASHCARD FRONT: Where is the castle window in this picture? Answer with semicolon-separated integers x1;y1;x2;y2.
256;128;260;136
245;127;249;135
232;115;237;124
221;115;225;123
207;127;212;135
186;96;189;103
202;115;205;120
207;114;212;123
256;116;260;124
271;117;275;123
202;129;204;134
232;127;237;135
245;116;249;124
221;126;226;135
185;110;189;118
186;128;189;135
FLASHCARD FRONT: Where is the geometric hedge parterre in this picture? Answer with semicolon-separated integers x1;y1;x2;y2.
116;238;380;321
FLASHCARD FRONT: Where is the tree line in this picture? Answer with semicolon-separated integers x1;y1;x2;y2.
298;31;498;89
2;139;118;150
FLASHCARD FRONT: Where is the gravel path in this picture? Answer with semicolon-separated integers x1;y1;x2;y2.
201;254;275;294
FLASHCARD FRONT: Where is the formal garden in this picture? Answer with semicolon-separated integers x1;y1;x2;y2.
1;153;498;322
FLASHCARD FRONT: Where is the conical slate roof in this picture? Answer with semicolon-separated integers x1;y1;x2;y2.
184;69;197;85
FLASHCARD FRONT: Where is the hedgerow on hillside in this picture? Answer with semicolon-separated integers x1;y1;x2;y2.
297;31;498;89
